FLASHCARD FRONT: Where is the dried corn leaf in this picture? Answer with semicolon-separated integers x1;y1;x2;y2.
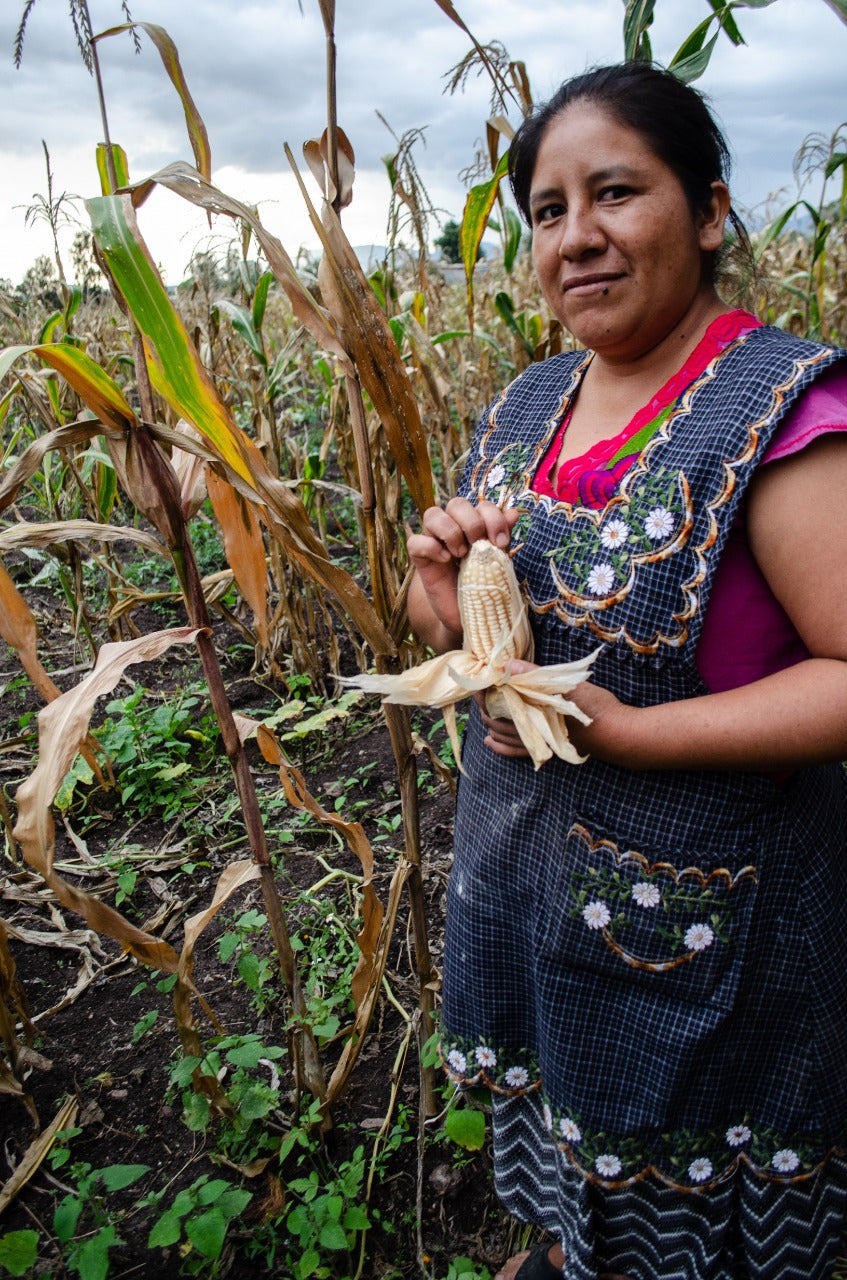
206;468;269;650
284;146;435;519
238;715;388;1103
0;520;164;558
172;859;259;1114
0;561;61;705
95;23;211;182
13;629;205;973
0;1096;78;1212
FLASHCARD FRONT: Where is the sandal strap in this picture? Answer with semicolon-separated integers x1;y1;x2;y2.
515;1241;564;1279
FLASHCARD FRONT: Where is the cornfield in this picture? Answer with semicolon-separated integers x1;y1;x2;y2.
1;1;846;1277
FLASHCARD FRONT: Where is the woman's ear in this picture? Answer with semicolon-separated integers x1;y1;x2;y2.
698;181;731;252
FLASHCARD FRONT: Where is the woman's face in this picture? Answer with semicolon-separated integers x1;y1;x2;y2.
529;103;729;363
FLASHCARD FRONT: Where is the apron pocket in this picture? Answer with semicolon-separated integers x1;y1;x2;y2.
538;818;759;1012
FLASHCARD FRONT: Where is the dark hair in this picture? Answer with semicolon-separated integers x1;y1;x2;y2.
508;62;751;279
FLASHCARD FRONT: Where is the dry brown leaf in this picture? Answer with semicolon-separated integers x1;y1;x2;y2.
13;629;204;973
0;560;61;705
0;1096;78;1212
172;859;260;1113
206;468;269;649
0;520;165;558
284;145;434;519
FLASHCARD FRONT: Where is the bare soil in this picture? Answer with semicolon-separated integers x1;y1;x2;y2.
0;592;518;1279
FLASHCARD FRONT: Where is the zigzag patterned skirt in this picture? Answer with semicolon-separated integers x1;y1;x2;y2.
493;1092;847;1279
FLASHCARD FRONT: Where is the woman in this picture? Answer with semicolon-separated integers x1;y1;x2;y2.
408;64;847;1280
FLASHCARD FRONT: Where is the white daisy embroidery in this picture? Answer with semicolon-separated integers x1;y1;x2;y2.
631;882;661;908
487;464;506;489
595;1154;622;1177
446;1049;467;1074
688;1157;713;1183
684;923;715;952
504;1066;530;1089
586;562;616;596
559;1118;582;1143
773;1149;800;1173
542;1103;554;1132
600;518;630;550
474;1045;497;1069
726;1124;752;1147
583;901;611;931
644;506;675;540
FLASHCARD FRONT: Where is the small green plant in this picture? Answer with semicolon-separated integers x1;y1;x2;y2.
0;1231;39;1278
167;1033;287;1164
91;683;219;824
146;1174;252;1275
47;1133;150;1280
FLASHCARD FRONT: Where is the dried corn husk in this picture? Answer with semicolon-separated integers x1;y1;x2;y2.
346;540;597;770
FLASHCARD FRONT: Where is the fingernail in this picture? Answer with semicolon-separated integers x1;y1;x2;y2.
496;531;509;547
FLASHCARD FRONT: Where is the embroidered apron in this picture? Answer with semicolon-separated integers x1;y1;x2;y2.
440;325;847;1192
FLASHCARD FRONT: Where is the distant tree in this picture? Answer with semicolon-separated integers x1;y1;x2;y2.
18;254;61;309
434;219;462;263
70;229;104;295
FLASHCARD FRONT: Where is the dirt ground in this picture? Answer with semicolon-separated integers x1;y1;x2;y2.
0;593;520;1279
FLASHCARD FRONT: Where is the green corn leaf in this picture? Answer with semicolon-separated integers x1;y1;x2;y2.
669;29;721;81
0;343;136;433
96;143;131;195
252;270;273;331
460;151;510;329
502;206;524;273
623;0;656;60
820;0;847;20
87;194;256;485
215;299;265;363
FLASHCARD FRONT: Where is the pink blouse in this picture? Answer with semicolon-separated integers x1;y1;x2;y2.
530;315;847;692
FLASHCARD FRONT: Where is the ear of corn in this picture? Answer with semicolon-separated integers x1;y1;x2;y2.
458;539;533;668
343;538;597;770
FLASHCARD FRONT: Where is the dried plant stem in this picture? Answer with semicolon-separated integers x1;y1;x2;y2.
345;374;437;1115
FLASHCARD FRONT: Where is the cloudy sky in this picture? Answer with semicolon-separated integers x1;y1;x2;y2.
1;0;845;286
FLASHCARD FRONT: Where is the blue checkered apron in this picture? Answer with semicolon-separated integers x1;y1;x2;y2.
439;327;847;1278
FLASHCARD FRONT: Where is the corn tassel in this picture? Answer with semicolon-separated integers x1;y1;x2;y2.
345;540;597;770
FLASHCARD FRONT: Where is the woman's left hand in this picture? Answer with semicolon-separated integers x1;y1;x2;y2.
476;660;631;761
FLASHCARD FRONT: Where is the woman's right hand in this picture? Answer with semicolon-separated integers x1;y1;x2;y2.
406;497;520;652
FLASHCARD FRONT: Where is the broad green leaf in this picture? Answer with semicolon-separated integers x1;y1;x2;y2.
95;24;211;179
147;1211;182;1249
185;1208;227;1260
95;1162;150;1191
75;1226;117;1280
318;1221;349;1251
0;1230;39;1276
96;143;131;195
0;343;135;434
87;195;255;486
445;1106;486;1150
819;0;847;20
53;1195;82;1243
460;152;510;329
669;29;721;82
